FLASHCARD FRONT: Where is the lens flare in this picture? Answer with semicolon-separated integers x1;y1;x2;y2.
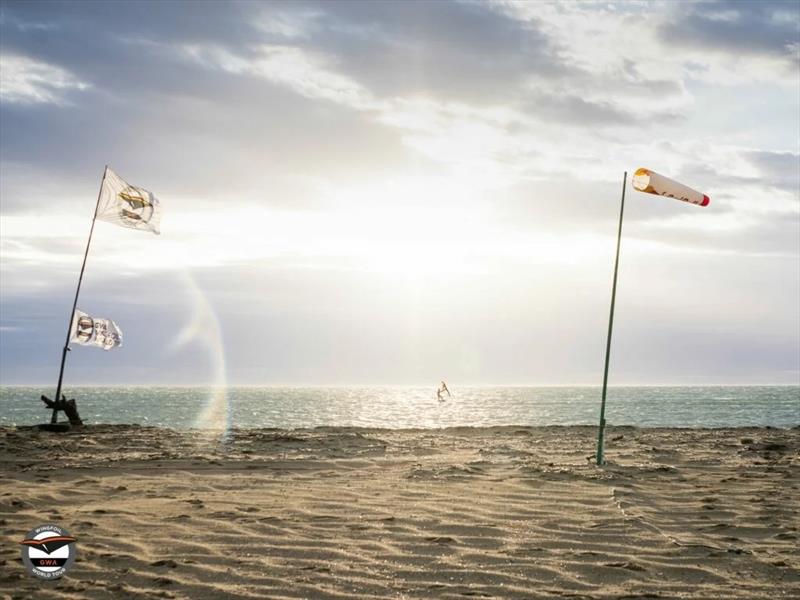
171;272;229;439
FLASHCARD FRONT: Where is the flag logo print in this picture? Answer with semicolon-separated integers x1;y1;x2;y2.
70;309;123;351
74;313;95;343
96;167;162;235
117;186;156;226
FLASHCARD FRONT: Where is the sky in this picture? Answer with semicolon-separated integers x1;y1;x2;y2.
0;0;798;387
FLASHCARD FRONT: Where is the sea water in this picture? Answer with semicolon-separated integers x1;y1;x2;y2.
0;386;797;429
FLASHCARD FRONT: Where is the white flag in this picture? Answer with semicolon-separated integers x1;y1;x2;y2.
70;309;123;350
96;167;162;234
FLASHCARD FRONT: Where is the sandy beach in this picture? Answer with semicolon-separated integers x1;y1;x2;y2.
1;425;798;599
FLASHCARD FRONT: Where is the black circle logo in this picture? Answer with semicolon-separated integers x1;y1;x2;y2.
19;524;77;579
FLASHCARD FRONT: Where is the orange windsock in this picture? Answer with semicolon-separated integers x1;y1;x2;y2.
632;168;710;207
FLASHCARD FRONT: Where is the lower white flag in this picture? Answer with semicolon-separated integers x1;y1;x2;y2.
70;309;123;350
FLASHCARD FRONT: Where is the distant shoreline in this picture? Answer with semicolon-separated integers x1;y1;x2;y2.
2;383;800;388
5;423;800;433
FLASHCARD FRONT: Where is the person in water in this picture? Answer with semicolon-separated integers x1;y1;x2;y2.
437;381;451;401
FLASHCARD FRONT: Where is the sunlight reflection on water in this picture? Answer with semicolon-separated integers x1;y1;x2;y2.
1;386;798;429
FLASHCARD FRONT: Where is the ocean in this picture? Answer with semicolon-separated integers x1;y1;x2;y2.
0;385;797;430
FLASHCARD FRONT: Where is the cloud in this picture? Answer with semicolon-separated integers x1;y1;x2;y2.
181;43;376;110
744;150;800;195
495;0;798;86
0;1;798;385
170;36;686;193
253;7;324;40
659;0;799;68
0;54;89;104
1;1;795;228
282;0;569;104
522;91;682;127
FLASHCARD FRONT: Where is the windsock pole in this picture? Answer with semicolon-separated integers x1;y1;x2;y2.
597;171;627;465
51;166;107;423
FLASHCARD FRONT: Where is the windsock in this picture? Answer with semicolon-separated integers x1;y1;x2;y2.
632;168;709;207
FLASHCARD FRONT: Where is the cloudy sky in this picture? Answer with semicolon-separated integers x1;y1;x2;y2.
1;0;798;387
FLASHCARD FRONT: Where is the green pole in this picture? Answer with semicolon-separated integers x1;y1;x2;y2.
597;171;627;466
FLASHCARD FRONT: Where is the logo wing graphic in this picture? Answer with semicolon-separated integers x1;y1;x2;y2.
20;536;77;554
96;167;162;234
117;187;155;225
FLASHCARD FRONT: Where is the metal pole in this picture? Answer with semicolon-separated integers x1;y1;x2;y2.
596;171;627;465
51;166;107;423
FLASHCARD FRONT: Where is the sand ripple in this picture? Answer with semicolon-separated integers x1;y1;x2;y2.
1;425;798;598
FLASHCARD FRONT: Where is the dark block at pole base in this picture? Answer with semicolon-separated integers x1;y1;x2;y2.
37;423;72;432
40;395;84;427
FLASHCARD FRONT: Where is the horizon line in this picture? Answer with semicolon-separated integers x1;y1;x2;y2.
2;382;798;389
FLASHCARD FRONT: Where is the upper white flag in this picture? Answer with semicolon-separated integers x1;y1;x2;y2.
70;309;123;350
96;167;162;234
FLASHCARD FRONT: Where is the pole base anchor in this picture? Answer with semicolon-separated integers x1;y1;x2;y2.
40;395;84;427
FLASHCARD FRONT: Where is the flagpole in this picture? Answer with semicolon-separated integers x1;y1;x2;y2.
51;165;108;424
596;171;627;465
